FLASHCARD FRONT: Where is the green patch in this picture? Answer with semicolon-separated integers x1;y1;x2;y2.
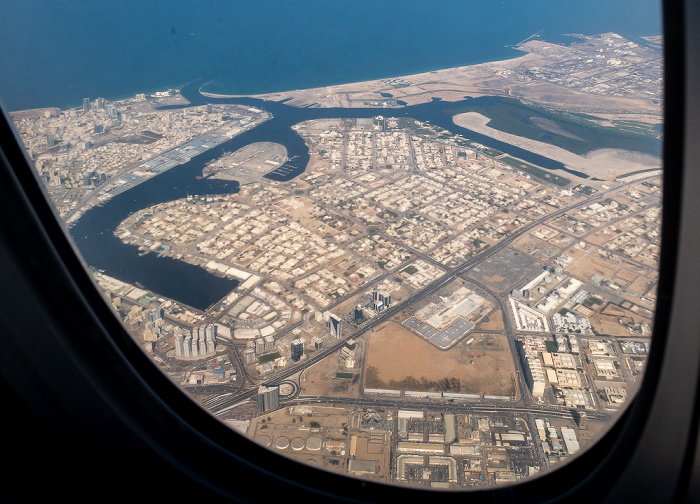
545;341;557;353
402;265;419;275
334;372;353;379
258;352;281;363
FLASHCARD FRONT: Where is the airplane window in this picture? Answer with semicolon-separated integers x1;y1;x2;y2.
0;0;664;491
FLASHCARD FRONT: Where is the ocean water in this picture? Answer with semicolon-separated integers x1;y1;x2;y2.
0;0;661;111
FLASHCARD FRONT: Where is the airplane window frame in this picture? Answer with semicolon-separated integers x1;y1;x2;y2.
0;1;699;502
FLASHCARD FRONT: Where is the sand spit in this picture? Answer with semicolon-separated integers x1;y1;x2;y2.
453;112;660;180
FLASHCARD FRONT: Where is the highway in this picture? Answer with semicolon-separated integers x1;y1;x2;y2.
195;175;657;419
284;395;612;423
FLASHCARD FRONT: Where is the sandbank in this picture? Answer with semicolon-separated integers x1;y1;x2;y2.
453;112;660;180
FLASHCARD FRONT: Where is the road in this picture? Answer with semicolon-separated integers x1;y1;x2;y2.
194;175;656;418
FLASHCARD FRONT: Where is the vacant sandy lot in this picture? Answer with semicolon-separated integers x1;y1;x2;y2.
300;345;363;399
364;322;516;397
453;112;660;180
511;234;562;262
479;309;505;331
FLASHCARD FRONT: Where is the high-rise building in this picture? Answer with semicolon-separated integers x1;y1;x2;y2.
312;336;324;351
174;328;184;357
243;348;257;364
301;309;312;330
373;290;391;310
96;97;105;109
291;338;305;362
193;328;202;355
207;103;213;114
354;305;364;324
147;308;163;322
327;314;342;339
263;335;275;352
255;338;265;355
206;335;216;355
191;330;199;358
185;333;194;357
82;97;90;113
256;385;280;413
200;324;216;355
578;411;588;430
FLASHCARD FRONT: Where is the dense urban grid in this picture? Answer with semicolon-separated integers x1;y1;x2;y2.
12;32;661;488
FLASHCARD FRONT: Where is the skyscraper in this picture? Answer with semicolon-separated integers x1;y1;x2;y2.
184;333;192;357
243;347;257;364
191;330;199;358
147;308;163;322
301;308;312;330
327;314;342;339
354;305;364;324
82;97;90;113
257;385;280;413
174;328;184;357
291;338;305;362
205;324;217;354
372;290;391;311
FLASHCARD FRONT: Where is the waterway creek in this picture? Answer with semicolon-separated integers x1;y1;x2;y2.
70;83;571;310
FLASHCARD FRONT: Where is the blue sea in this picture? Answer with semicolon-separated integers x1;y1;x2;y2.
0;0;661;111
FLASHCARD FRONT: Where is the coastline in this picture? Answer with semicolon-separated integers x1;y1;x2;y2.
200;49;541;108
200;47;531;101
199;35;662;119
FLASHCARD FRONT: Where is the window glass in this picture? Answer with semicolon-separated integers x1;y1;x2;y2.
0;0;662;489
